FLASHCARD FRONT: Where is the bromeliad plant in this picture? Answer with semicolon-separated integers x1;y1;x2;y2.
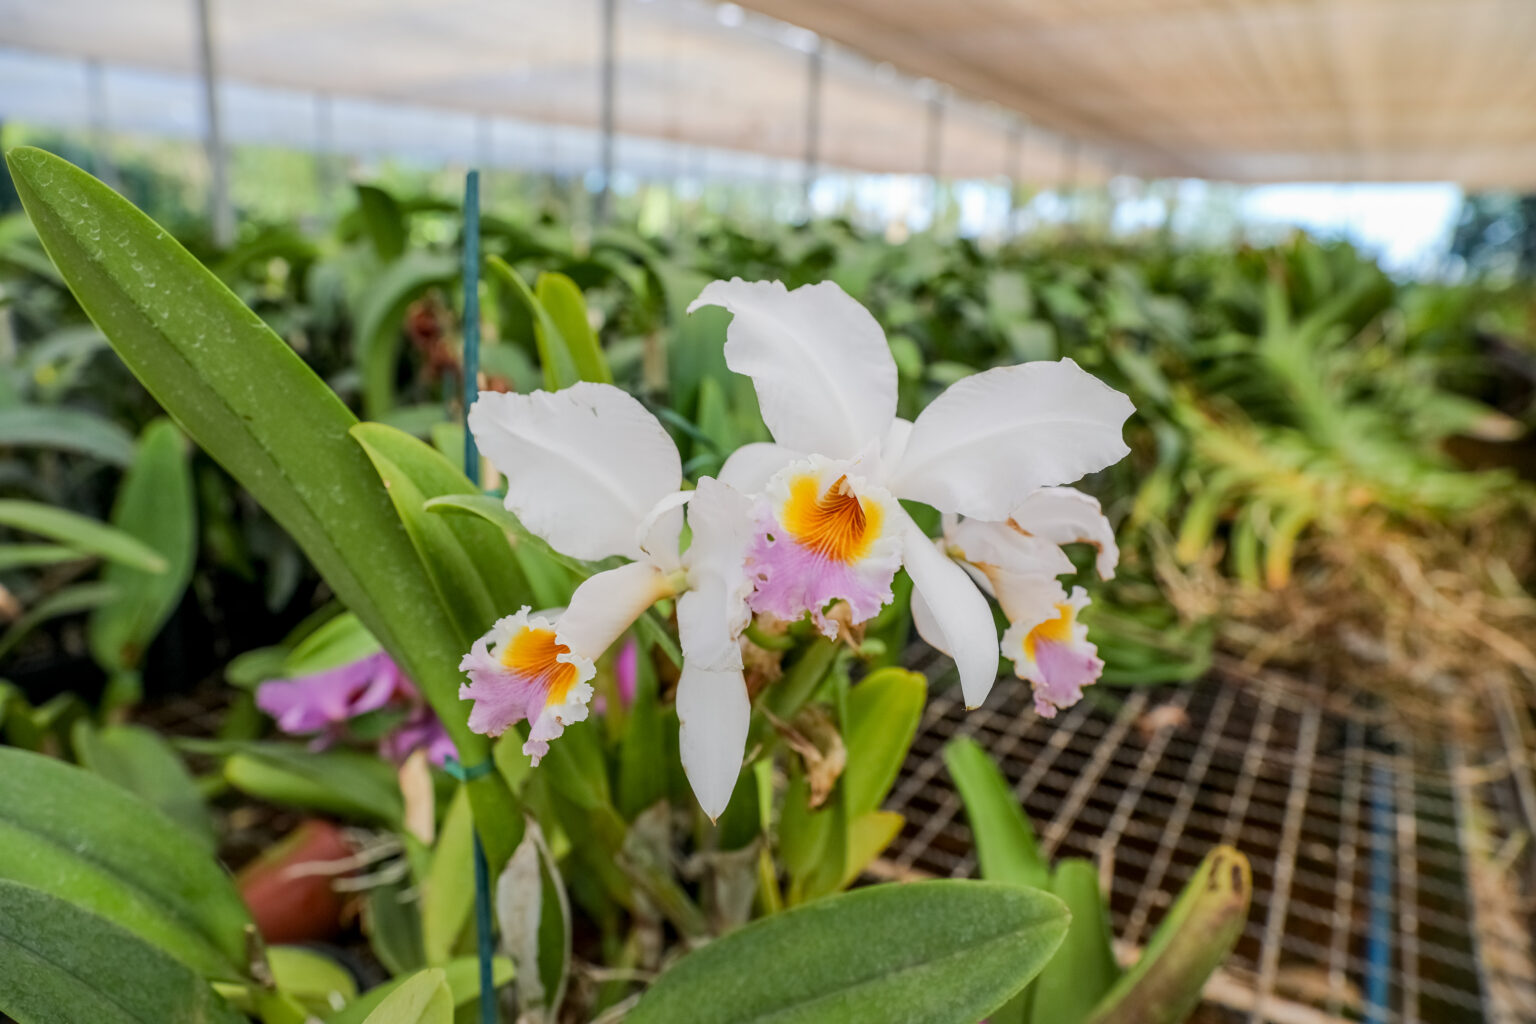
0;144;1213;1024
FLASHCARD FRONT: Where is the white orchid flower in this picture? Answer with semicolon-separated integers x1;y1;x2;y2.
693;279;1134;710
461;382;756;818
921;486;1120;717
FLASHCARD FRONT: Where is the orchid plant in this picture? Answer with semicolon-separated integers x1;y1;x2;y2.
458;278;1133;818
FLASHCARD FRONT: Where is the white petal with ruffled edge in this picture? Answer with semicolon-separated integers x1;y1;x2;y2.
556;561;675;661
890;359;1133;520
678;477;756;672
1010;486;1120;579
689;279;896;459
899;514;1000;709
468;382;681;561
676;663;750;821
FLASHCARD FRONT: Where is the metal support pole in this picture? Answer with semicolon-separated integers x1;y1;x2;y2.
85;59;121;191
801;42;823;215
193;0;234;247
596;0;617;225
1004;116;1025;233
924;91;944;226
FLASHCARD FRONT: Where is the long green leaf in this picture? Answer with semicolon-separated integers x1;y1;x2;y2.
842;667;925;818
0;880;245;1024
328;956;514;1024
0;580;117;662
944;736;1049;891
627;880;1069;1024
487;256;579;391
0;404;135;464
218;742;404;825
361;968;453;1024
421;787;475;965
89;418;196;674
535;270;613;385
352;422;529;646
0;498;165;572
0;747;253;980
1031;859;1122;1024
5;147;515;864
72;721;213;847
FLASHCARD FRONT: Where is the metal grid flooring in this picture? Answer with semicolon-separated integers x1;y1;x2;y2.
877;657;1536;1023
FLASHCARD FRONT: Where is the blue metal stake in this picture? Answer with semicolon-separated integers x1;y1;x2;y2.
1364;759;1394;1024
461;169;497;1024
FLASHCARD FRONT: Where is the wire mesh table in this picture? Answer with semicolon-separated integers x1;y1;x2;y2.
877;655;1536;1023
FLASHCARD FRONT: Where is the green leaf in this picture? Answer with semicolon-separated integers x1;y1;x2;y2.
361;968;453;1024
355;251;457;418
0;404;135;464
422;787;475;965
423;491;579;608
89;418;197;674
839;810;904;888
487;256;579;391
0;880;245;1024
535;271;612;385
72;721;213;847
1031;859;1121;1024
0;543;81;571
5;147;513;865
267;945;358;1014
943;736;1048;891
627;880;1069;1024
0;747;253;980
281;610;382;676
0;499;165;572
0;581;118;663
220;743;404;825
356;185;408;262
842;667;925;818
352;422;529;646
1086;846;1251;1024
330;957;513;1024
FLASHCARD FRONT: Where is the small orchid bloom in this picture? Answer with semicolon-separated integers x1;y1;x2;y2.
256;651;458;765
256;651;404;738
1002;586;1104;718
465;383;757;814
695;279;1134;709
928;487;1120;717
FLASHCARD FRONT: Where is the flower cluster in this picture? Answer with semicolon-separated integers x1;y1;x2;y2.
458;279;1133;818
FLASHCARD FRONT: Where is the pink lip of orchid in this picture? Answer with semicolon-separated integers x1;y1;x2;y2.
255;651;457;766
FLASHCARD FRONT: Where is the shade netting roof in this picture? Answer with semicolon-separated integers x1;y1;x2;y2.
740;0;1536;187
2;0;1530;186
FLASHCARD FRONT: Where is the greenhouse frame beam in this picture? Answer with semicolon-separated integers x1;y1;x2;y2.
801;42;822;206
192;0;233;248
596;0;617;224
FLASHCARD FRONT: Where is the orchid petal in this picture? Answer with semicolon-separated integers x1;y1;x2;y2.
676;663;750;821
637;490;692;573
468;382;681;561
719;442;800;495
689;279;896;458
890;359;1133;520
899;513;1000;709
1010;487;1120;579
678;478;756;671
557;561;674;660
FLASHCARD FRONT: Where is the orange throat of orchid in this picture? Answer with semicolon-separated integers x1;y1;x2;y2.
501;626;579;704
1022;603;1076;662
781;474;882;563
